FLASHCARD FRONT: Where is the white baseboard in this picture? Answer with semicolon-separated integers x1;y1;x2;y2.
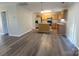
0;33;5;35
67;36;79;50
18;29;32;37
77;46;79;50
9;34;21;37
9;29;32;37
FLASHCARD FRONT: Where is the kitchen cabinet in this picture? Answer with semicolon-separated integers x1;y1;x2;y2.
57;24;66;35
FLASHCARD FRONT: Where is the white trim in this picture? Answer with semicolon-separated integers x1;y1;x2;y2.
0;33;5;35
9;34;21;37
9;29;32;37
18;29;32;37
67;36;79;50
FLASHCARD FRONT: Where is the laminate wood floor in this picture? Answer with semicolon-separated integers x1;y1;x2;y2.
0;31;78;56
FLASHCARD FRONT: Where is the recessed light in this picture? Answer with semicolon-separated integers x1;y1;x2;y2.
41;10;52;13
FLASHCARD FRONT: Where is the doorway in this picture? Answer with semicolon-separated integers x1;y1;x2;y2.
1;11;8;35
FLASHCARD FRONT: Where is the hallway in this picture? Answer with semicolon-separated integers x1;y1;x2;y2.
0;30;78;56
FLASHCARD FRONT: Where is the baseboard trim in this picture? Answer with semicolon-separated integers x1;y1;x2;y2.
66;35;79;50
9;29;32;37
18;29;32;37
0;33;5;35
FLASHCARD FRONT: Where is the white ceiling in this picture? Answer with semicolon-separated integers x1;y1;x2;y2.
20;2;74;13
0;2;74;13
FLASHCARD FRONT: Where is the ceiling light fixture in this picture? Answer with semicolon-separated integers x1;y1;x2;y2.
41;10;52;13
40;2;52;13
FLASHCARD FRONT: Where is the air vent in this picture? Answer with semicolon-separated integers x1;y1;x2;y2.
61;2;65;4
18;2;28;6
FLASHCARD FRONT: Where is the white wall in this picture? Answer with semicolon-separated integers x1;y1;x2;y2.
16;6;33;36
6;5;33;37
0;5;9;34
67;3;79;49
0;13;3;33
0;4;33;37
6;4;20;36
0;4;20;36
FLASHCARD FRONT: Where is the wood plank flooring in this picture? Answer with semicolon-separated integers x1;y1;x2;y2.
0;31;78;56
